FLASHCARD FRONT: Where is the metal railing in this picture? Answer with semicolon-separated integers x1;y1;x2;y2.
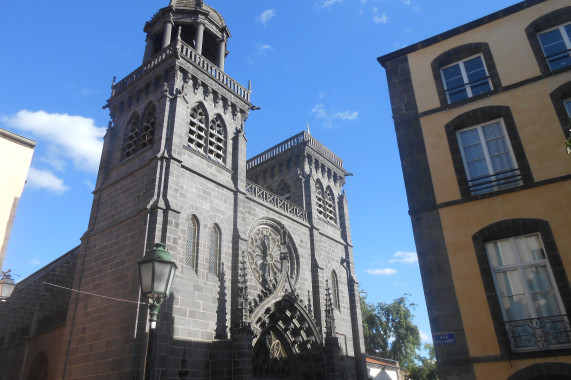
245;180;307;222
112;40;251;102
468;168;522;195
246;131;343;170
505;314;571;352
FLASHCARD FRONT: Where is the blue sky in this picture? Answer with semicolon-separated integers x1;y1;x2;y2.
1;0;520;347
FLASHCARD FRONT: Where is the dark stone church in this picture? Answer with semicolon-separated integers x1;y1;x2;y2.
0;1;367;379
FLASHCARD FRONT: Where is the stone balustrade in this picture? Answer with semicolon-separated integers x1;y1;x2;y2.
245;180;308;222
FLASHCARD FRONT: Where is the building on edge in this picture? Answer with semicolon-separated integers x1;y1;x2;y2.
0;1;367;379
378;0;571;379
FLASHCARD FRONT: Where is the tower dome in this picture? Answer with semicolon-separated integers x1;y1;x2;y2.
143;0;230;70
169;0;227;30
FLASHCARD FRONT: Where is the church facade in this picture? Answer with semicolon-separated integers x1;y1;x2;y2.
0;1;367;379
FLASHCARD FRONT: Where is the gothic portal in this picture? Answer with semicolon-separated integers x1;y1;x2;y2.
0;1;367;379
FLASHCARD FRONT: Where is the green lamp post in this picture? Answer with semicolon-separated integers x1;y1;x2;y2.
137;242;177;380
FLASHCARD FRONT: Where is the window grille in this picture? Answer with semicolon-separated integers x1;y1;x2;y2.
457;119;521;195
485;234;571;351
121;113;140;159
208;115;226;163
189;104;207;154
325;187;337;223
139;104;156;150
316;182;325;218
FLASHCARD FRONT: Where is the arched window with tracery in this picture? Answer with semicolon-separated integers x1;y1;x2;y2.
185;216;199;271
277;181;291;200
325;187;337;223
208;225;221;276
315;181;325;218
331;270;340;309
121;112;140;159
139;103;156;150
208;114;226;163
188;103;208;154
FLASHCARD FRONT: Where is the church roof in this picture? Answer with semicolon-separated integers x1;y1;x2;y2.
169;0;226;29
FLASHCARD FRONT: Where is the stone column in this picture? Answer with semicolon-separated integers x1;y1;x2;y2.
218;38;226;71
195;22;204;54
143;33;154;63
162;17;173;49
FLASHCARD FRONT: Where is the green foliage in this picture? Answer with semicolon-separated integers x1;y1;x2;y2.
408;344;439;380
566;132;571;154
360;291;421;370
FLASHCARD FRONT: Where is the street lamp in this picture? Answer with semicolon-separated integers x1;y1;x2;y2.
0;270;15;301
137;242;177;380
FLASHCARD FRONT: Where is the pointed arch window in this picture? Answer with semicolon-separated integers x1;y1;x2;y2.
331;270;340;309
208;225;221;276
208;114;226;163
325;187;337;223
139;103;156;150
277;181;291;200
315;181;326;218
121;113;140;159
188;103;208;154
185;216;199;271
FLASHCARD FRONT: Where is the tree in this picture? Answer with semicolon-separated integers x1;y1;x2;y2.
360;292;421;370
408;344;438;380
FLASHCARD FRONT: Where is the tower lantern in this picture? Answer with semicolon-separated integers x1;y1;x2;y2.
142;0;230;71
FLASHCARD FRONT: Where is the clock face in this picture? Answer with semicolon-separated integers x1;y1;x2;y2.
248;226;283;286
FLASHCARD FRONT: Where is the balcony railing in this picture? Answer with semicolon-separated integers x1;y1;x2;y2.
246;131;343;170
112;40;251;102
505;314;571;352
245;180;307;222
468;168;522;195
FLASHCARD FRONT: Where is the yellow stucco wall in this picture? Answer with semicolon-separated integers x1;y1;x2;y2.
408;0;570;114
0;129;34;269
399;1;571;377
420;74;571;204
439;181;571;357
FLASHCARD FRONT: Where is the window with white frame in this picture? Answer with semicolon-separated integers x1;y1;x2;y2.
485;234;571;351
441;55;492;103
538;23;571;71
456;119;521;195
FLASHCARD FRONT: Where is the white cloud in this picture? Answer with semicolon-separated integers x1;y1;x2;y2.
373;7;388;24
402;0;411;4
412;6;421;12
420;330;432;343
29;257;41;266
2;110;105;173
365;268;397;276
388;251;418;264
257;9;276;26
311;104;358;128
27;167;68;194
247;44;274;64
321;0;342;9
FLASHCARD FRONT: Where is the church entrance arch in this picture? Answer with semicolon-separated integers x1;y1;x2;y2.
251;295;326;379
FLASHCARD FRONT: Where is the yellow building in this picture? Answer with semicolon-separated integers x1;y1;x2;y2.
378;1;571;379
0;128;35;271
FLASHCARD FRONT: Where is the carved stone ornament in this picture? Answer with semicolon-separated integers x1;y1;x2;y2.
247;223;298;289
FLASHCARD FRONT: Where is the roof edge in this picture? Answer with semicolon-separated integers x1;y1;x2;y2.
0;128;36;149
377;0;547;68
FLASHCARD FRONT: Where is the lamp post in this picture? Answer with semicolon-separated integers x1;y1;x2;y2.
137;243;178;380
0;270;16;301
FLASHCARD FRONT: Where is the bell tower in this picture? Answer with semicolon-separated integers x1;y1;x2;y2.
57;1;253;378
